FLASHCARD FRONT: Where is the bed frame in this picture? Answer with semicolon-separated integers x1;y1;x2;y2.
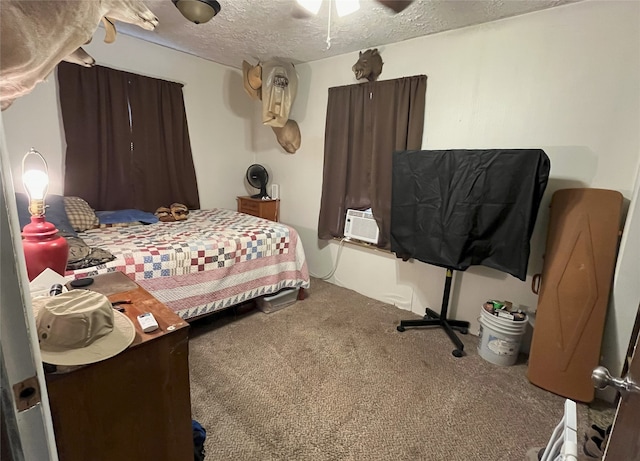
68;208;310;320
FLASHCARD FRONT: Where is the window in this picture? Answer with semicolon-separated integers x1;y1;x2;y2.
57;62;199;212
317;75;427;249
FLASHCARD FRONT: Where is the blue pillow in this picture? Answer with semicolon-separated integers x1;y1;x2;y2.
15;193;77;237
95;209;159;225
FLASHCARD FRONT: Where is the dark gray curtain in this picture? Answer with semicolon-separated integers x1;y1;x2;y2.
318;75;426;248
58;62;200;212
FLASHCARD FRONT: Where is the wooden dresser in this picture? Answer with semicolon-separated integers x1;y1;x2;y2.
237;196;280;222
46;272;192;461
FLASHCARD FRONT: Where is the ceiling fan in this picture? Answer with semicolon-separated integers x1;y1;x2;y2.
172;1;413;25
368;1;415;14
292;0;415;49
295;0;415;17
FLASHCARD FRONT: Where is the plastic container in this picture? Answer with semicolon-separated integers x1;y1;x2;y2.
256;288;298;313
477;306;528;366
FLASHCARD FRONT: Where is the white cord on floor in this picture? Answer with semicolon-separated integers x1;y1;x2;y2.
310;237;350;280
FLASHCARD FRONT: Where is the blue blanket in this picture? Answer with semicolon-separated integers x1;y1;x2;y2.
96;209;158;225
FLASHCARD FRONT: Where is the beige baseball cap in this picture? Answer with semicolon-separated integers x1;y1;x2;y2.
32;290;135;366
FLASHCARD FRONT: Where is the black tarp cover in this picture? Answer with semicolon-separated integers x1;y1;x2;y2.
390;149;550;280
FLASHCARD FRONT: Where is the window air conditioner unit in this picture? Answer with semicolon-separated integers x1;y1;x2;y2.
344;209;380;244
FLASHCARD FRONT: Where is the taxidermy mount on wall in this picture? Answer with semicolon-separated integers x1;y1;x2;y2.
0;0;158;111
352;49;383;82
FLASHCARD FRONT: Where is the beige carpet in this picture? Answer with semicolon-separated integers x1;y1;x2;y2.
188;278;615;461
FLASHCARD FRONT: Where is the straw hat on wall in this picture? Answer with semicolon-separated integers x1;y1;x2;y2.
271;119;301;154
242;60;262;100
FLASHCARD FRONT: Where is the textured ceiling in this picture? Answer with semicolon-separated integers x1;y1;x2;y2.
116;0;580;69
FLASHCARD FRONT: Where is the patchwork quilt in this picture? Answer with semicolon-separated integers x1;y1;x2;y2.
69;209;310;319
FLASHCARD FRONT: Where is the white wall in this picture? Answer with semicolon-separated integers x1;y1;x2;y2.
259;0;640;374
3;32;255;211
3;0;639;379
603;162;640;378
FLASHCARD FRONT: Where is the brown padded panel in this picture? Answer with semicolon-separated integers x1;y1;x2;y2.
527;188;623;402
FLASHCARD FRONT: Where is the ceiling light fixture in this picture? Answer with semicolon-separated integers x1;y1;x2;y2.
297;0;322;15
172;0;221;24
296;0;361;50
296;0;360;17
335;0;360;17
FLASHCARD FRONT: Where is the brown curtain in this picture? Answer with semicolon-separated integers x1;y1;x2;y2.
58;62;199;212
318;75;426;248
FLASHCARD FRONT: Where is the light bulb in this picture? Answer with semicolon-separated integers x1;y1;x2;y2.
23;170;49;200
21;148;50;217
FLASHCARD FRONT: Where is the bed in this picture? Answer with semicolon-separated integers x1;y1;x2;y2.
67;208;310;320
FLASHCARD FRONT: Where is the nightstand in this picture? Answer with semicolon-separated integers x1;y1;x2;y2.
237;196;280;222
46;272;192;461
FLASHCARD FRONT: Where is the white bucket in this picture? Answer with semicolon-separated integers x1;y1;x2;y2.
477;307;528;366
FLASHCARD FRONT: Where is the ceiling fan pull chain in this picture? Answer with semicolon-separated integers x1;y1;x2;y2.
326;0;332;49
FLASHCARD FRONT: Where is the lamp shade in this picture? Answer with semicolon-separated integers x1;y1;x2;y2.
172;0;221;24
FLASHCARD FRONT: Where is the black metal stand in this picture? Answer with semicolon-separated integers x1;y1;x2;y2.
396;268;470;357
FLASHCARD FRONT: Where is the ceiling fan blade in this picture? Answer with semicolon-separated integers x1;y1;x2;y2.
291;2;315;19
376;0;414;13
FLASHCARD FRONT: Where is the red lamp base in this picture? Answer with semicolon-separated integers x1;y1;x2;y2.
22;216;69;281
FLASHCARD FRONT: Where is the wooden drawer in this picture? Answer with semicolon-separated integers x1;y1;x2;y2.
240;199;260;214
237;196;279;222
49;273;192;461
